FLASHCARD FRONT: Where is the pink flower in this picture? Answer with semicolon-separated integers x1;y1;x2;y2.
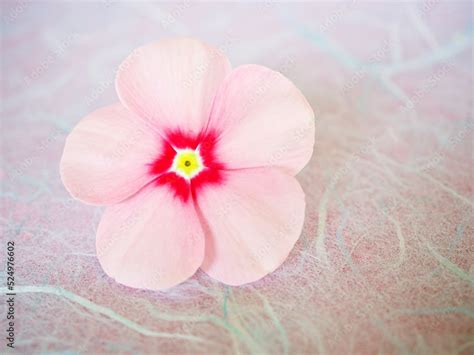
60;37;315;290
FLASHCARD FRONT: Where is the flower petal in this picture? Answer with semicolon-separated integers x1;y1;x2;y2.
196;168;305;286
60;103;168;205
116;37;232;136
209;64;315;175
96;183;204;290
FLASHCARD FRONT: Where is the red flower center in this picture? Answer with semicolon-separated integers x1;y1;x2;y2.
149;130;225;202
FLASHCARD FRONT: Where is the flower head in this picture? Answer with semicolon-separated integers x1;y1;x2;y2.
60;37;315;290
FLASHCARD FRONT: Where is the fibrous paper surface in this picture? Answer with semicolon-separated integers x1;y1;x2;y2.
1;1;473;354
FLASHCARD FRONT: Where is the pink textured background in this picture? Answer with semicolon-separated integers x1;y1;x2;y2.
1;1;473;354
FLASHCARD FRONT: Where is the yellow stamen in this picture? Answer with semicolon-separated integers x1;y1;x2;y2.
173;149;203;178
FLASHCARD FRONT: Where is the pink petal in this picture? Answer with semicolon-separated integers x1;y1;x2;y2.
209;64;315;175
96;184;204;290
60;103;166;205
116;37;232;136
197;168;306;286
